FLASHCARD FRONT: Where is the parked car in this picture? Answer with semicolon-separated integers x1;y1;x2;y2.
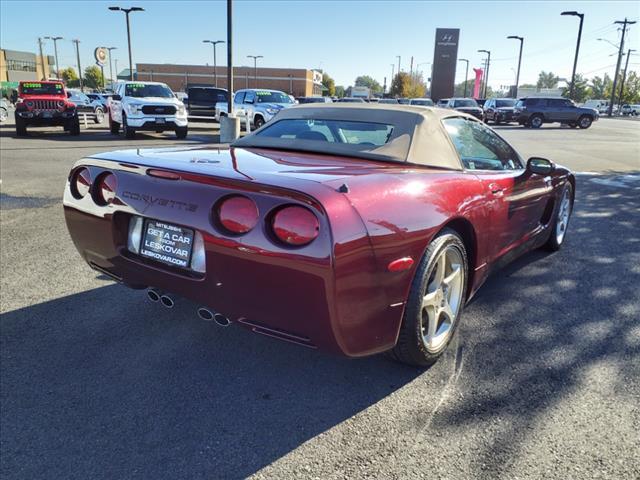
296;96;333;104
621;104;639;116
108;81;188;139
378;98;399;104
185;86;227;118
67;89;105;124
436;98;449;108
216;89;294;128
397;98;411;105
0;98;8;122
582;99;609;113
483;98;517;124
513;97;598;129
446;98;483;120
410;98;434;106
14;80;80;136
86;93;113;109
335;97;366;103
63;104;574;367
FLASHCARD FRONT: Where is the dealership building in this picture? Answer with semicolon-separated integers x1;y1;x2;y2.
0;48;54;96
135;63;324;97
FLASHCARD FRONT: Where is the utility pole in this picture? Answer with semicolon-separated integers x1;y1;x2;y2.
37;37;45;80
247;55;263;88
109;6;145;81
106;47;117;85
45;36;63;79
507;36;524;97
561;11;584;100
115;59;119;80
478;50;491;98
410;56;414;78
73;39;83;91
609;18;636;117
618;49;636;110
458;58;469;97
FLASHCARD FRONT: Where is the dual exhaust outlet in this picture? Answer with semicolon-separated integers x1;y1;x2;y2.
146;288;231;327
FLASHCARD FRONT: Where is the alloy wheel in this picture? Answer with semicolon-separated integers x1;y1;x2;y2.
556;188;572;244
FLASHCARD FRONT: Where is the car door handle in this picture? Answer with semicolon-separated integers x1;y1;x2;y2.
488;183;505;196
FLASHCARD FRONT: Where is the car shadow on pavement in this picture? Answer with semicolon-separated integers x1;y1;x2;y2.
425;171;640;476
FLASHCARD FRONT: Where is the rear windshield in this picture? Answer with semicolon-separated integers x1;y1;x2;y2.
255;119;394;146
20;82;64;95
125;83;174;98
454;99;478;107
496;99;516;107
256;91;293;104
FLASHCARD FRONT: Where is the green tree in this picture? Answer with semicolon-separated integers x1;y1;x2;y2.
536;71;559;89
354;75;383;94
322;72;336;97
389;72;411;97
60;67;79;88
406;72;427;98
335;85;345;98
588;74;612;99
453;79;474;97
562;73;589;103
619;71;640;104
84;65;104;90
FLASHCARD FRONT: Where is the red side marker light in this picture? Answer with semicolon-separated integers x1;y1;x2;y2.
147;169;181;180
387;257;414;272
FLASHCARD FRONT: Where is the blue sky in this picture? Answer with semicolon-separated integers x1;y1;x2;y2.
1;0;638;90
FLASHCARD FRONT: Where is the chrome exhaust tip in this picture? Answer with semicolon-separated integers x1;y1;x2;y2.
213;313;231;327
160;294;175;308
197;307;214;321
147;288;161;302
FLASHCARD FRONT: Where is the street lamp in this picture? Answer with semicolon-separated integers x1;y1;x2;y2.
44;36;63;79
203;40;225;87
458;59;469;97
247;55;263;88
109;6;144;81
106;47;117;85
507;35;524;97
478;49;491;98
396;55;401;74
561;11;584;100
597;38;620;50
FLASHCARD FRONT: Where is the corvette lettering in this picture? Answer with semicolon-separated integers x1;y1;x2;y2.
122;191;197;212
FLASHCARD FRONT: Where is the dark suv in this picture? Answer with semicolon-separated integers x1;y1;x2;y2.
185;86;227;119
514;97;598;129
483;98;517;124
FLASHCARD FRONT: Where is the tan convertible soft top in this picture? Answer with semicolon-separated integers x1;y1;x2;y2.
231;104;465;170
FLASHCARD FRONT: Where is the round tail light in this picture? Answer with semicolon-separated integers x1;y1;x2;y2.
95;172;117;205
217;196;259;234
72;167;92;199
271;206;319;246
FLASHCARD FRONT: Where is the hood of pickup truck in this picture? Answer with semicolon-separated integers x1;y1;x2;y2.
88;146;410;186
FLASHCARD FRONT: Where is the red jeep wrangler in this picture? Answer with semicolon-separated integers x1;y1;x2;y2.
15;81;80;136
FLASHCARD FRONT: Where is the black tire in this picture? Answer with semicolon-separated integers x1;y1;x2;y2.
254;115;265;129
68;117;80;136
577;115;593;129
175;126;188;139
544;182;573;252
529;114;543;129
94;107;105;124
15;114;27;136
568;122;578;128
109;114;120;135
123;114;136;139
388;229;468;367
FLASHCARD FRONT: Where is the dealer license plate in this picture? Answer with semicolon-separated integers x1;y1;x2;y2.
139;220;194;268
155;117;166;124
42;111;52;118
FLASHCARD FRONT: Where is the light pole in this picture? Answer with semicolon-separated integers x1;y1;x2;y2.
72;39;83;91
561;11;584;100
109;6;144;81
396;55;401;74
478;49;491;98
106;47;117;85
45;36;63;79
458;58;469;97
203;40;225;87
37;37;46;80
247;55;263;88
507;36;524;97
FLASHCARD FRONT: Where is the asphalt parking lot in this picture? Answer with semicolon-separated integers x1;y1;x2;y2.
1;116;639;479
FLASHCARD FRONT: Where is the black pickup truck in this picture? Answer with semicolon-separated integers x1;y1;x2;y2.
185;86;228;119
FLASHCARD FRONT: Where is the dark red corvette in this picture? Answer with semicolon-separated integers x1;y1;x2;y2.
64;104;574;366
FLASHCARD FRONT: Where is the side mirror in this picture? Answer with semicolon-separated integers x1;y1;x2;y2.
527;157;555;175
112;94;122;101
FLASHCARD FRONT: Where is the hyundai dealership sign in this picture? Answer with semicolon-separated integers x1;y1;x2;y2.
431;28;460;101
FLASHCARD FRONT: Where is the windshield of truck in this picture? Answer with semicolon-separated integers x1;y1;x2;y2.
255;91;293;104
20;82;64;96
125;83;174;98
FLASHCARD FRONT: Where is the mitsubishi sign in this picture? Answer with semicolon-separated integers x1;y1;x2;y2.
431;28;460;101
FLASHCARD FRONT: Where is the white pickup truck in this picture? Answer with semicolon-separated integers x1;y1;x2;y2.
108;81;188;139
215;89;294;128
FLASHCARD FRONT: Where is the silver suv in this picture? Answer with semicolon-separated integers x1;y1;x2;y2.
216;89;294;128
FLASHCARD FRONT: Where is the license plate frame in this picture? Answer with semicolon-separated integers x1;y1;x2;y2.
155;117;166;124
139;219;194;269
